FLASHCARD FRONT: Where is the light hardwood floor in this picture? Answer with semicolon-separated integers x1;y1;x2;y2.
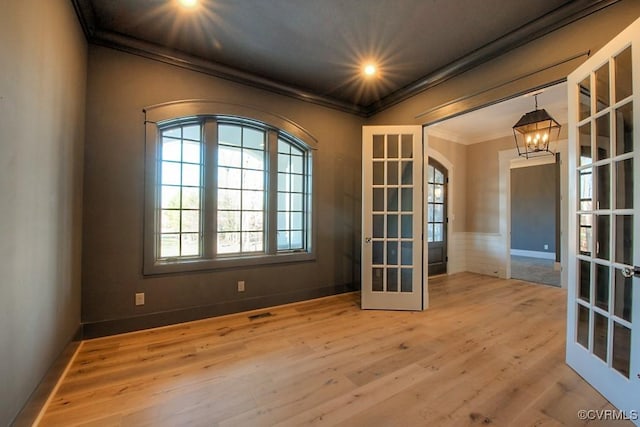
39;273;625;426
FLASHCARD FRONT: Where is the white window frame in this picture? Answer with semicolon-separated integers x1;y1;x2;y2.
143;100;317;275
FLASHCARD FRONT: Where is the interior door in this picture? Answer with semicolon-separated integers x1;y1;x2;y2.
567;17;640;422
427;158;448;276
362;126;424;310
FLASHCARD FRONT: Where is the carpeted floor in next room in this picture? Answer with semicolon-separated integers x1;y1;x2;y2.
511;255;561;287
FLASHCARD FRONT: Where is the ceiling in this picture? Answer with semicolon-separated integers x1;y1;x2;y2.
429;82;568;144
73;0;616;116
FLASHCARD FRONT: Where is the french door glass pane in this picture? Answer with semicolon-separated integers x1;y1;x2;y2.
614;269;633;322
596;113;610;160
614;46;632;102
579;76;591;121
595;63;610;113
613;323;631;378
593;312;608;362
615;103;633;155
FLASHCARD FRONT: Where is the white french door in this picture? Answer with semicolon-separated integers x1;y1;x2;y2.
567;17;640;423
362;126;424;310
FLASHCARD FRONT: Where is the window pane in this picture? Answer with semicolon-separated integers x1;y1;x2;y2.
278;212;289;231
291;156;303;174
291;193;303;211
278;192;289;211
613;323;631;378
163;127;181;138
182;141;200;163
434;169;444;184
242;231;263;252
615;47;632;102
161;185;180;209
579;260;591;302
162;161;181;185
434;204;443;222
181;187;200;209
243;128;264;150
243;170;264;190
577;304;589;349
401;161;412;185
181;210;200;233
290;230;303;249
277;231;289;250
401;242;412;265
291;212;303;229
182;164;200;187
401;188;412;211
595;63;610;113
579;123;591;165
615;103;633;155
595;264;609;312
218;167;242;189
242;190;263;210
218;146;242;167
181;233;199;256
596;215;610;261
388;134;398;158
278;139;290;154
615;215;633;266
401;268;412;292
243;148;264;170
373;162;384;185
162;139;182;161
615;158;633;209
578;77;591;121
218;232;240;254
387;215;398;238
183;125;200;141
433;224;443;242
595;113;610;160
291;174;304;192
387;162;398;186
161;210;180;233
596;164;610;210
387;268;398;292
219;124;241;146
614;269;632;322
278;154;290;172
242;211;263;231
218;211;240;232
218;189;241;210
401;134;413;158
593;312;608;362
160;234;180;258
401;215;412;238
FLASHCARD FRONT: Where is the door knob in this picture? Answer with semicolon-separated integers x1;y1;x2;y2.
621;266;640;278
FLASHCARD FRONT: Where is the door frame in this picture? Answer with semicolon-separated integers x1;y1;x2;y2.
498;137;569;288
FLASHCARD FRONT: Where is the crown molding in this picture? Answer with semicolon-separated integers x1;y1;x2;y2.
71;0;621;118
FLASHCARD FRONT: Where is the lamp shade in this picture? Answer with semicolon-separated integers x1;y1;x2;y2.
512;108;560;158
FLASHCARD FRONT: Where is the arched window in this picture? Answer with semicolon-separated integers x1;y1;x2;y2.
143;101;316;274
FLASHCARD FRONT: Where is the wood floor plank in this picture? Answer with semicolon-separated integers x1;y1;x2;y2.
38;273;630;426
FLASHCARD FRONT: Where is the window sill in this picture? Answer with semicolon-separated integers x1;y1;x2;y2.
143;251;315;276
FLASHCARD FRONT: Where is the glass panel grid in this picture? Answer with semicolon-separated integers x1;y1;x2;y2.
277;137;308;251
371;134;414;293
159;124;203;258
217;124;265;254
573;50;634;376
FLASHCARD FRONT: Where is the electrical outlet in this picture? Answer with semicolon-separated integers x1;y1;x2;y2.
544;244;549;250
237;281;245;292
135;292;145;306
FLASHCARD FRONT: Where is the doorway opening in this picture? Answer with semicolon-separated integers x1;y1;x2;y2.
427;158;448;276
509;155;561;287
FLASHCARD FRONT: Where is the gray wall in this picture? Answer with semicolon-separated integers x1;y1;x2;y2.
81;46;363;334
511;164;558;253
0;0;87;424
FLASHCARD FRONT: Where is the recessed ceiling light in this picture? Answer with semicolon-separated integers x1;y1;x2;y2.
178;0;198;9
363;63;377;77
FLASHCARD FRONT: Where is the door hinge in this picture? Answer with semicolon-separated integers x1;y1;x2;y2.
446;256;449;262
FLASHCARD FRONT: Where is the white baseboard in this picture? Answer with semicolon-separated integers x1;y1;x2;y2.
510;249;555;260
